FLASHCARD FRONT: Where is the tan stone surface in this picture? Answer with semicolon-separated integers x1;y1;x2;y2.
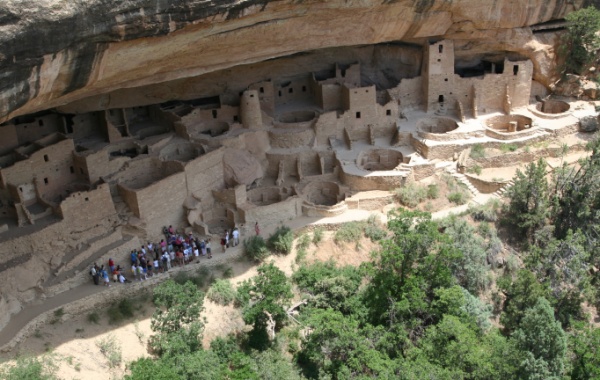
0;0;583;123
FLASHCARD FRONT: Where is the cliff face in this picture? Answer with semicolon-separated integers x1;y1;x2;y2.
0;0;585;122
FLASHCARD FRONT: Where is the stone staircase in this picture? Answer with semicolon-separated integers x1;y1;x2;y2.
493;179;515;198
443;164;481;198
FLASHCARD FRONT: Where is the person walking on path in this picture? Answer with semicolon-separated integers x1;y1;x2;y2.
255;222;260;236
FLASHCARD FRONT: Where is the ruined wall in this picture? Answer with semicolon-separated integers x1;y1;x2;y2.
135;171;187;234
0;138;76;200
340;169;406;191
274;77;313;107
248;81;275;116
239;197;301;226
314;112;340;146
57;184;116;228
180;105;240;128
184;148;226;210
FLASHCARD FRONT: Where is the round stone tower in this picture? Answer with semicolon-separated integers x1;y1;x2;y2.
240;90;262;129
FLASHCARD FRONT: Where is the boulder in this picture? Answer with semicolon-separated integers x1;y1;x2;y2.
579;116;599;132
223;149;263;188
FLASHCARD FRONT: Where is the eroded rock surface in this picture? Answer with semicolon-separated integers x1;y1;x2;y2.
0;0;584;123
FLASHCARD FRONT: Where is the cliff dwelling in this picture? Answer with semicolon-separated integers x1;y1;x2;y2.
0;1;598;365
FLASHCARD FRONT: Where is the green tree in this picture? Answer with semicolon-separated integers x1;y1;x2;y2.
512;297;567;380
504;158;549;242
568;322;600;380
149;279;205;356
363;209;461;329
292;261;363;315
562;6;600;74
239;262;293;349
499;269;549;334
442;217;490;294
551;137;600;244
299;308;394;378
125;357;183;380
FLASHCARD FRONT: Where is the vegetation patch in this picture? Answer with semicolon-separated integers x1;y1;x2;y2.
207;279;236;306
244;235;270;262
267;225;294;255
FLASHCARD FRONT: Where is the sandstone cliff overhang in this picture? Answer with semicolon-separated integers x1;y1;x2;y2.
0;0;586;123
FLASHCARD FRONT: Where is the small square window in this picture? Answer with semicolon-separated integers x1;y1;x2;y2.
356;112;361;119
386;110;391;116
44;154;49;162
44;178;48;184
70;166;74;174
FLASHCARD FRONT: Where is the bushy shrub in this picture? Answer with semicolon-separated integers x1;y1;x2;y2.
427;184;439;199
96;334;122;369
395;182;427;208
499;144;518;153
234;280;251;308
470;144;486;159
447;191;468;205
107;298;135;324
267;226;294;255
312;227;324;245
364;215;387;242
244;236;270;261
334;222;364;244
470;201;500;222
87;312;100;324
467;165;482;175
296;233;311;251
207;279;236;305
0;356;57;380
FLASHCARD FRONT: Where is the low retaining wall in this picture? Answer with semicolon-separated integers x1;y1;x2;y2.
463;174;507;194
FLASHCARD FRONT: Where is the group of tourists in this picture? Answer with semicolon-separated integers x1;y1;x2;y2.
89;224;251;285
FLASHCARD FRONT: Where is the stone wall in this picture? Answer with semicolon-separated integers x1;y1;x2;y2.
57;184;117;227
239;196;301;226
0;138;76;201
184;147;226;210
463;174;506;193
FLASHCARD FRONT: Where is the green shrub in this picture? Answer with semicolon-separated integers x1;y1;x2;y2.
207;279;236;305
447;191;468;205
470;144;486;159
0;356;57;380
191;266;212;287
334;222;364;245
470;202;499;222
234;280;252;308
87;312;100;324
364;215;387;242
107;299;135;324
267;226;294;255
173;271;191;285
395;182;427;208
296;233;311;251
467;165;482;175
427;183;439;199
221;266;234;279
312;227;324;245
295;247;308;264
96;334;122;369
244;236;270;262
49;308;64;325
500;143;518;153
